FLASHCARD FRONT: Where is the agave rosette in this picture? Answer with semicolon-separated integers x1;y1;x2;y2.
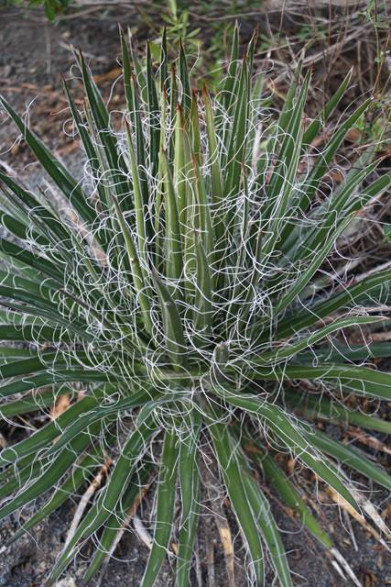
0;27;390;586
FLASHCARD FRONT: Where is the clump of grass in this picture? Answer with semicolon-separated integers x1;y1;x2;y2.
0;26;390;586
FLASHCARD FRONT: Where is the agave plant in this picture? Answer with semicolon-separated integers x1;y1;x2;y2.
0;27;390;586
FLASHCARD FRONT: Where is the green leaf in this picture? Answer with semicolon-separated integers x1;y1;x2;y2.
0;456;44;501
159;148;184;285
62;78;108;212
46;387;156;455
160;27;168;92
141;429;178;586
240;460;293;587
176;409;201;587
306;428;391;490
179;41;191;114
277;269;391;337
0;323;69;344
0;352;59;379
0;238;64;284
203;87;224;245
84;464;152;583
215;392;359;511
124;124;149;265
303;69;353;146
260;316;383;365
0;420;102;523
300;99;372;204
77;52;129;190
120;26;134;117
254;448;333;548
274;214;354;316
224;56;249;203
0;386;76;418
112;194;153;335
194;237;213;341
0;369;109;401
0;394;102;466
262;363;391;401
265;72;310;209
46;411;159;585
8;447;104;547
151;271;186;365
0;209;49;247
0;170;69;243
0;95;98;229
129;73;150;227
220;21;240;115
147;43;161;177
284;389;391;435
209;420;264;585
